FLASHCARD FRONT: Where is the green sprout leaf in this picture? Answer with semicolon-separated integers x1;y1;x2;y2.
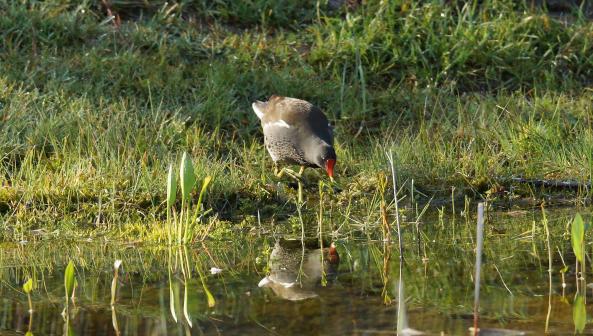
179;152;196;202
573;294;586;334
167;164;177;210
571;213;585;263
23;278;33;294
64;261;76;300
205;286;216;308
197;176;212;209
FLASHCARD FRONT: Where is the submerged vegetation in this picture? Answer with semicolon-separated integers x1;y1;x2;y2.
1;0;593;242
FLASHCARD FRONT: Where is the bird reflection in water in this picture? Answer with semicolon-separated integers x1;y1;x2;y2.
258;239;340;301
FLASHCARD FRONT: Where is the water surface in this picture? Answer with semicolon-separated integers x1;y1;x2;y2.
0;208;589;335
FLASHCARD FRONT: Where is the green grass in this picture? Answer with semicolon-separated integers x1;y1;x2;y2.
1;0;593;241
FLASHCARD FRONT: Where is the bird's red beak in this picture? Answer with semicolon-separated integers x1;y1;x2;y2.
325;159;336;181
328;242;339;264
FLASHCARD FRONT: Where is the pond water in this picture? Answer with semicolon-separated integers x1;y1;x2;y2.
0;207;589;335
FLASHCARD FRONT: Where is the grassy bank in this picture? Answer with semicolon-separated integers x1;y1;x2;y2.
1;0;593;242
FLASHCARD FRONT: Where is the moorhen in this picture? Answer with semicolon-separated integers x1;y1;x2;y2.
252;95;336;181
258;239;340;301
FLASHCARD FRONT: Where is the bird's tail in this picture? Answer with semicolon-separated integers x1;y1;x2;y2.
252;101;267;119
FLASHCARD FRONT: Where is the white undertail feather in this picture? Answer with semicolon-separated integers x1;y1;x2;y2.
258;277;270;287
263;120;291;129
252;102;265;119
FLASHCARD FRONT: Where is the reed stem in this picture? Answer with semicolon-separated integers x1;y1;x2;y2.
473;203;485;336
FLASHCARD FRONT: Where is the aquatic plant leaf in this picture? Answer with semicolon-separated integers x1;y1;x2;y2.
167;255;178;323
64;261;76;300
66;319;74;336
183;283;193;328
166;164;177;210
197;264;216;308
204;286;216;308
179;152;196;202
571;214;585;263
169;284;177;323
111;260;122;306
190;176;212;221
23;278;33;294
573;294;586;333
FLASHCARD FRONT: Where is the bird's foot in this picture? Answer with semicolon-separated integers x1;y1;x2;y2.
274;166;303;182
274;166;284;178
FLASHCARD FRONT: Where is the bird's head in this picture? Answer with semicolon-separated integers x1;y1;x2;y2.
315;145;336;181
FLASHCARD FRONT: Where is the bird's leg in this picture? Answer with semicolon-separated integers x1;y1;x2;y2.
298;166;305;177
274;165;304;203
274;165;301;181
283;168;300;181
273;165;304;205
274;165;284;178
